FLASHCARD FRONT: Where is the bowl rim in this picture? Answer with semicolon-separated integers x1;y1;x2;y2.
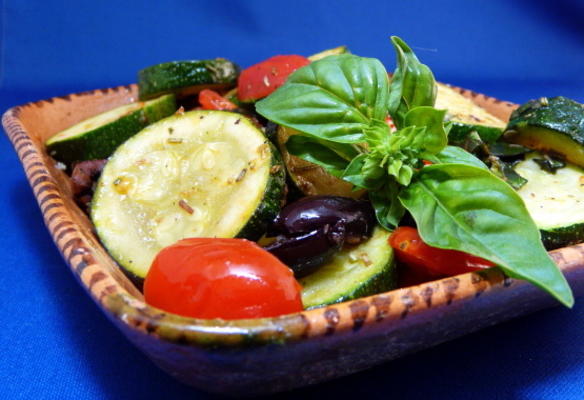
2;84;580;349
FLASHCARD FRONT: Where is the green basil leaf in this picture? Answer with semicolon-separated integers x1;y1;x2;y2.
387;36;437;128
256;54;390;143
403;107;448;154
434;145;488;169
370;180;405;229
342;154;371;188
399;164;573;307
286;135;350;177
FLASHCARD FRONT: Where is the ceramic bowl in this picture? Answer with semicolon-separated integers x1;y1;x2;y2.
3;85;584;396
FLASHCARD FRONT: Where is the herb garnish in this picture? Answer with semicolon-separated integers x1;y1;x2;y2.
256;36;573;306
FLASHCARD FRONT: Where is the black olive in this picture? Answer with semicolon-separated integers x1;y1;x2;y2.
263;196;376;277
266;195;375;243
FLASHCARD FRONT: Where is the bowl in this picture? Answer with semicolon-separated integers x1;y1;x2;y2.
3;84;583;396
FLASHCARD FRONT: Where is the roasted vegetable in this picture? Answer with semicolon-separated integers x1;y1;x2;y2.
265;195;376;277
46;94;176;167
138;59;239;100
300;227;396;309
505;96;584;167
435;83;506;145
91;110;286;286
514;152;584;249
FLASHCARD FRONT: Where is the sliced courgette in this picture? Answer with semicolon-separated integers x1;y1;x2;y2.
435;83;506;144
300;227;396;309
514;152;584;249
46;94;176;167
307;45;350;62
91;110;286;285
138;58;239;100
505;96;584;167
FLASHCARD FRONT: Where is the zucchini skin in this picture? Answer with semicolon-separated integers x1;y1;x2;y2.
304;262;395;309
46;95;176;167
448;122;503;145
541;225;584;250
505;96;584;165
138;59;240;100
300;228;396;309
236;141;287;241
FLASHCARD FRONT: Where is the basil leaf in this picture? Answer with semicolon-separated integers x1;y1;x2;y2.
342;154;369;188
403;107;448;154
387;36;437;128
434;145;488;169
370;180;405;229
399;164;573;307
256;54;390;143
286;135;351;177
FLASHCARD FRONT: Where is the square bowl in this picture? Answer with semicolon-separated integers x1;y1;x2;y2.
3;85;584;396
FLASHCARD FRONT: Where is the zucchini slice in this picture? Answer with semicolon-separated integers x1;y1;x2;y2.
91;111;286;284
514;152;584;249
138;58;239;100
435;83;506;144
300;228;396;309
307;45;350;62
46;94;176;167
505;96;584;167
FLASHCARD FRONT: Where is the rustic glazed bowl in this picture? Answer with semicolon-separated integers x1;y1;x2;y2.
3;85;584;396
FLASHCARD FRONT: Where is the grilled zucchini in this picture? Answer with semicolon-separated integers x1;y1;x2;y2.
505;96;584;167
435;83;506;144
46;94;176;167
91;111;286;285
300;227;396;309
514;152;584;249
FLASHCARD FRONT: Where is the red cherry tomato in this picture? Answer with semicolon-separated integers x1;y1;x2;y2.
198;89;238;111
144;238;303;319
237;55;310;101
389;226;494;278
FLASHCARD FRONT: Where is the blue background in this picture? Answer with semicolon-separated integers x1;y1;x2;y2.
1;1;583;399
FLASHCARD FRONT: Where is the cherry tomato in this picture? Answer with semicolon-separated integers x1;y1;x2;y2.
389;226;494;278
385;115;396;132
144;238;303;319
198;89;237;111
237;55;310;101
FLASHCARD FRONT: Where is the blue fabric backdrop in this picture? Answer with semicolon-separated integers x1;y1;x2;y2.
1;1;583;399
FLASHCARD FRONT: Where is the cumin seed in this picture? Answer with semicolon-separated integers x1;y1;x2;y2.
178;199;194;214
236;168;247;182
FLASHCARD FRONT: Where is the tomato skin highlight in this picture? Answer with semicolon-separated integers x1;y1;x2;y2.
198;89;237;111
389;226;494;278
144;238;303;319
238;55;310;101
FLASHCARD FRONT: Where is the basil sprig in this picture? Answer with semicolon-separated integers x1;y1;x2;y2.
256;36;573;307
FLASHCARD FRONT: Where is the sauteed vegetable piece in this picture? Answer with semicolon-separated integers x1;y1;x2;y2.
264;195;376;277
144;238;303;319
237;55;310;102
389;226;494;278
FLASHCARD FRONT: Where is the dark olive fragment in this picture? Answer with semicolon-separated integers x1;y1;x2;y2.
267;195;375;244
264;195;376;277
264;223;345;278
